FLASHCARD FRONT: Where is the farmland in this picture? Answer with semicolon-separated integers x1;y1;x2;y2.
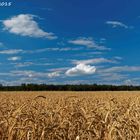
0;91;140;140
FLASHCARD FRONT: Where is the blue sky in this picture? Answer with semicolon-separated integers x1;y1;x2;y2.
0;0;140;85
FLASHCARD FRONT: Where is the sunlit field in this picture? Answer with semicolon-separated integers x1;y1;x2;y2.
0;91;140;140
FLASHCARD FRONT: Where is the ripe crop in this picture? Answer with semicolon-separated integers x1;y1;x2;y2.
0;91;140;140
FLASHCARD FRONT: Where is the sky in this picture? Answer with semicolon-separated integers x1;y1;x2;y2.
0;0;140;85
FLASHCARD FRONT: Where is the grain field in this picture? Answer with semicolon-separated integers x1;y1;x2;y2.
0;91;140;140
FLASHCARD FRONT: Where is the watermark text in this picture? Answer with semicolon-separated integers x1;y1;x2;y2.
0;1;12;7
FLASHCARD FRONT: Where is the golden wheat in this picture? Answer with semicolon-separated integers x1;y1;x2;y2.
0;91;140;140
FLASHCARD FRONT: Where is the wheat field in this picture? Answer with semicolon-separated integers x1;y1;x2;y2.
0;91;140;140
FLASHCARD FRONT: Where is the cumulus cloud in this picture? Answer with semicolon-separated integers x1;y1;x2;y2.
8;56;21;61
106;21;129;29
68;37;110;50
2;14;57;39
66;63;96;76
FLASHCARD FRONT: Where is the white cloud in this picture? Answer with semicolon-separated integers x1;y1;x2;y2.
48;71;60;78
0;47;82;56
13;62;33;67
68;37;110;50
96;66;140;82
124;79;133;85
12;70;32;77
102;66;140;73
8;56;21;61
106;21;128;28
10;70;61;79
12;62;52;68
0;49;23;54
2;14;57;39
66;63;96;76
30;47;82;53
11;70;47;78
49;67;69;72
72;58;117;65
114;56;123;60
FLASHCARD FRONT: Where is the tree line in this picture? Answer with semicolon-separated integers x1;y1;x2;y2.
0;84;139;91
